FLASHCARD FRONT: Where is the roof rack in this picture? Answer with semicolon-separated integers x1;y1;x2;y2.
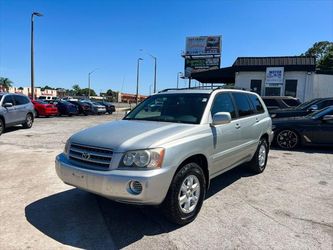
159;85;226;93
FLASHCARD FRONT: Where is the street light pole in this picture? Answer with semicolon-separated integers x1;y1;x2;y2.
140;49;157;93
177;72;182;88
31;12;43;100
136;58;143;105
88;68;98;99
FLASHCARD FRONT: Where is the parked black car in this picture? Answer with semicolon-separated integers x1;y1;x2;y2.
272;106;333;149
96;101;115;114
68;101;91;115
262;96;301;111
270;97;333;118
55;101;79;116
80;101;106;115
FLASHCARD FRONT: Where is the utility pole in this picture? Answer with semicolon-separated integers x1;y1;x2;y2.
31;12;43;100
88;68;98;99
136;58;143;105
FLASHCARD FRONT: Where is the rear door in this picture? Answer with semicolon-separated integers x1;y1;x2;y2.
210;92;242;175
231;92;259;160
13;95;29;122
2;95;16;124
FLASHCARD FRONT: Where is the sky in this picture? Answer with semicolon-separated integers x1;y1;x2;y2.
0;0;333;95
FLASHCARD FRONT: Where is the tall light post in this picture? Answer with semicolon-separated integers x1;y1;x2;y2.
88;68;98;98
31;12;43;100
177;72;183;88
140;49;157;93
136;58;143;105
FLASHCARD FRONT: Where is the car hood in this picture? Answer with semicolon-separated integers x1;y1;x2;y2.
70;120;197;152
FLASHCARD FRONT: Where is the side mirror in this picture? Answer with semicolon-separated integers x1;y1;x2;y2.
3;102;13;108
322;115;333;121
212;112;231;126
125;110;131;115
308;104;318;112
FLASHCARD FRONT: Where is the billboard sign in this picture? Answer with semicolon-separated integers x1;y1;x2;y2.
185;36;221;56
185;57;220;77
265;67;284;85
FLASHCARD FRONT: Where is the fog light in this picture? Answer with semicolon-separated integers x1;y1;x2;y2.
129;181;143;195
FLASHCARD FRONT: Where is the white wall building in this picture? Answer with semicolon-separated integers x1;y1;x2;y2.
192;56;333;102
6;87;58;98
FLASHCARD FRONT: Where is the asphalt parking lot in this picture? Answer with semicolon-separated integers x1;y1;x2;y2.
0;114;332;250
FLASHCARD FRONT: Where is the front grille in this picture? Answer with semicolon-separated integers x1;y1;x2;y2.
69;143;113;170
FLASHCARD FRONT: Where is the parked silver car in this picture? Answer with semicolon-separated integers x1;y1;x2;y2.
55;89;273;225
0;93;34;135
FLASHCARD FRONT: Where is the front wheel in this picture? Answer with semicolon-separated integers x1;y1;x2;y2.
162;162;206;225
248;138;269;174
22;113;33;129
275;129;299;149
0;119;4;135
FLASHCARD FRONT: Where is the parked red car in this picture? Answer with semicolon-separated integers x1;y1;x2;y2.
32;100;58;117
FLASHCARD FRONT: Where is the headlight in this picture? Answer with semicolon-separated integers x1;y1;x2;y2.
121;148;165;169
64;139;70;155
271;114;276;118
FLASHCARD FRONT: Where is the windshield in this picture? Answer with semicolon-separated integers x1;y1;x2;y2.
124;93;210;124
296;99;319;109
307;106;333;119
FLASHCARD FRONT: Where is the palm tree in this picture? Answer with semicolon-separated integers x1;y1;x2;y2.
0;77;13;92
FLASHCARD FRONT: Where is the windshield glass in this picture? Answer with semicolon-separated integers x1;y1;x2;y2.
296;99;319;109
124;93;210;124
307;106;333;119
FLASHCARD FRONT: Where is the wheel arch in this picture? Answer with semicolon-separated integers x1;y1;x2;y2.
0;114;5;127
175;154;210;189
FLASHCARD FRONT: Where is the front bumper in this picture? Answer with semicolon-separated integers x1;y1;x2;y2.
55;153;173;205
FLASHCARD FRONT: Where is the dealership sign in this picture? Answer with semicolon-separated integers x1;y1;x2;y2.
265;67;284;85
185;57;220;77
185;36;221;56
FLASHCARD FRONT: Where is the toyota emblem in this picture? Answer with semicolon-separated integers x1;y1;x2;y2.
82;152;90;160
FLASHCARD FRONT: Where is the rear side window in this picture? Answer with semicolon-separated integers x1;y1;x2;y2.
232;93;255;117
248;94;265;113
14;95;29;105
211;93;236;118
2;95;14;106
263;98;279;107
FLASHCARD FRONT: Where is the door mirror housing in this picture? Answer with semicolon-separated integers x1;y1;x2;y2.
212;112;232;126
322;114;333;121
3;102;13;108
308;104;318;112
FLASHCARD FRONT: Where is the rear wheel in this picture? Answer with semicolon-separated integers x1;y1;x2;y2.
0;118;4;135
276;129;299;149
22;113;33;129
162;162;206;225
249;138;269;174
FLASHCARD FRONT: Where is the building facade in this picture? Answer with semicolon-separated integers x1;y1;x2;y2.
192;56;333;102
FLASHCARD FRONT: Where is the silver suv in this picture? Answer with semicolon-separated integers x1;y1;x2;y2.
0;93;34;135
55;89;273;225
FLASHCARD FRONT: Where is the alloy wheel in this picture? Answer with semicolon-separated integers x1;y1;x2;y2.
277;130;298;149
178;175;200;214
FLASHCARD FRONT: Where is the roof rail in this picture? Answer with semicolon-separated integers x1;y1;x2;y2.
159;85;226;93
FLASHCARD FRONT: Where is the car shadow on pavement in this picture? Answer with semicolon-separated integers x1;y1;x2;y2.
2;126;24;134
270;145;333;154
25;166;254;249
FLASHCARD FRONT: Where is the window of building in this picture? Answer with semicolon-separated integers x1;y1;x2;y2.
211;93;236;118
250;80;262;95
285;80;298;97
232;93;255;117
265;87;281;96
248;94;264;113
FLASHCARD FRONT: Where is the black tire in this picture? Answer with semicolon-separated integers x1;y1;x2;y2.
108;111;113;115
275;129;299;150
68;114;72;117
162;162;206;225
248;138;269;174
0;118;4;136
22;113;33;129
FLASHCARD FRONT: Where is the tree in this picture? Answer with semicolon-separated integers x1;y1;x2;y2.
0;77;13;91
106;89;118;102
302;41;333;70
78;88;96;97
72;84;81;95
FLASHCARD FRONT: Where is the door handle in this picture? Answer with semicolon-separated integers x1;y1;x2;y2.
235;123;241;129
256;118;260;123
